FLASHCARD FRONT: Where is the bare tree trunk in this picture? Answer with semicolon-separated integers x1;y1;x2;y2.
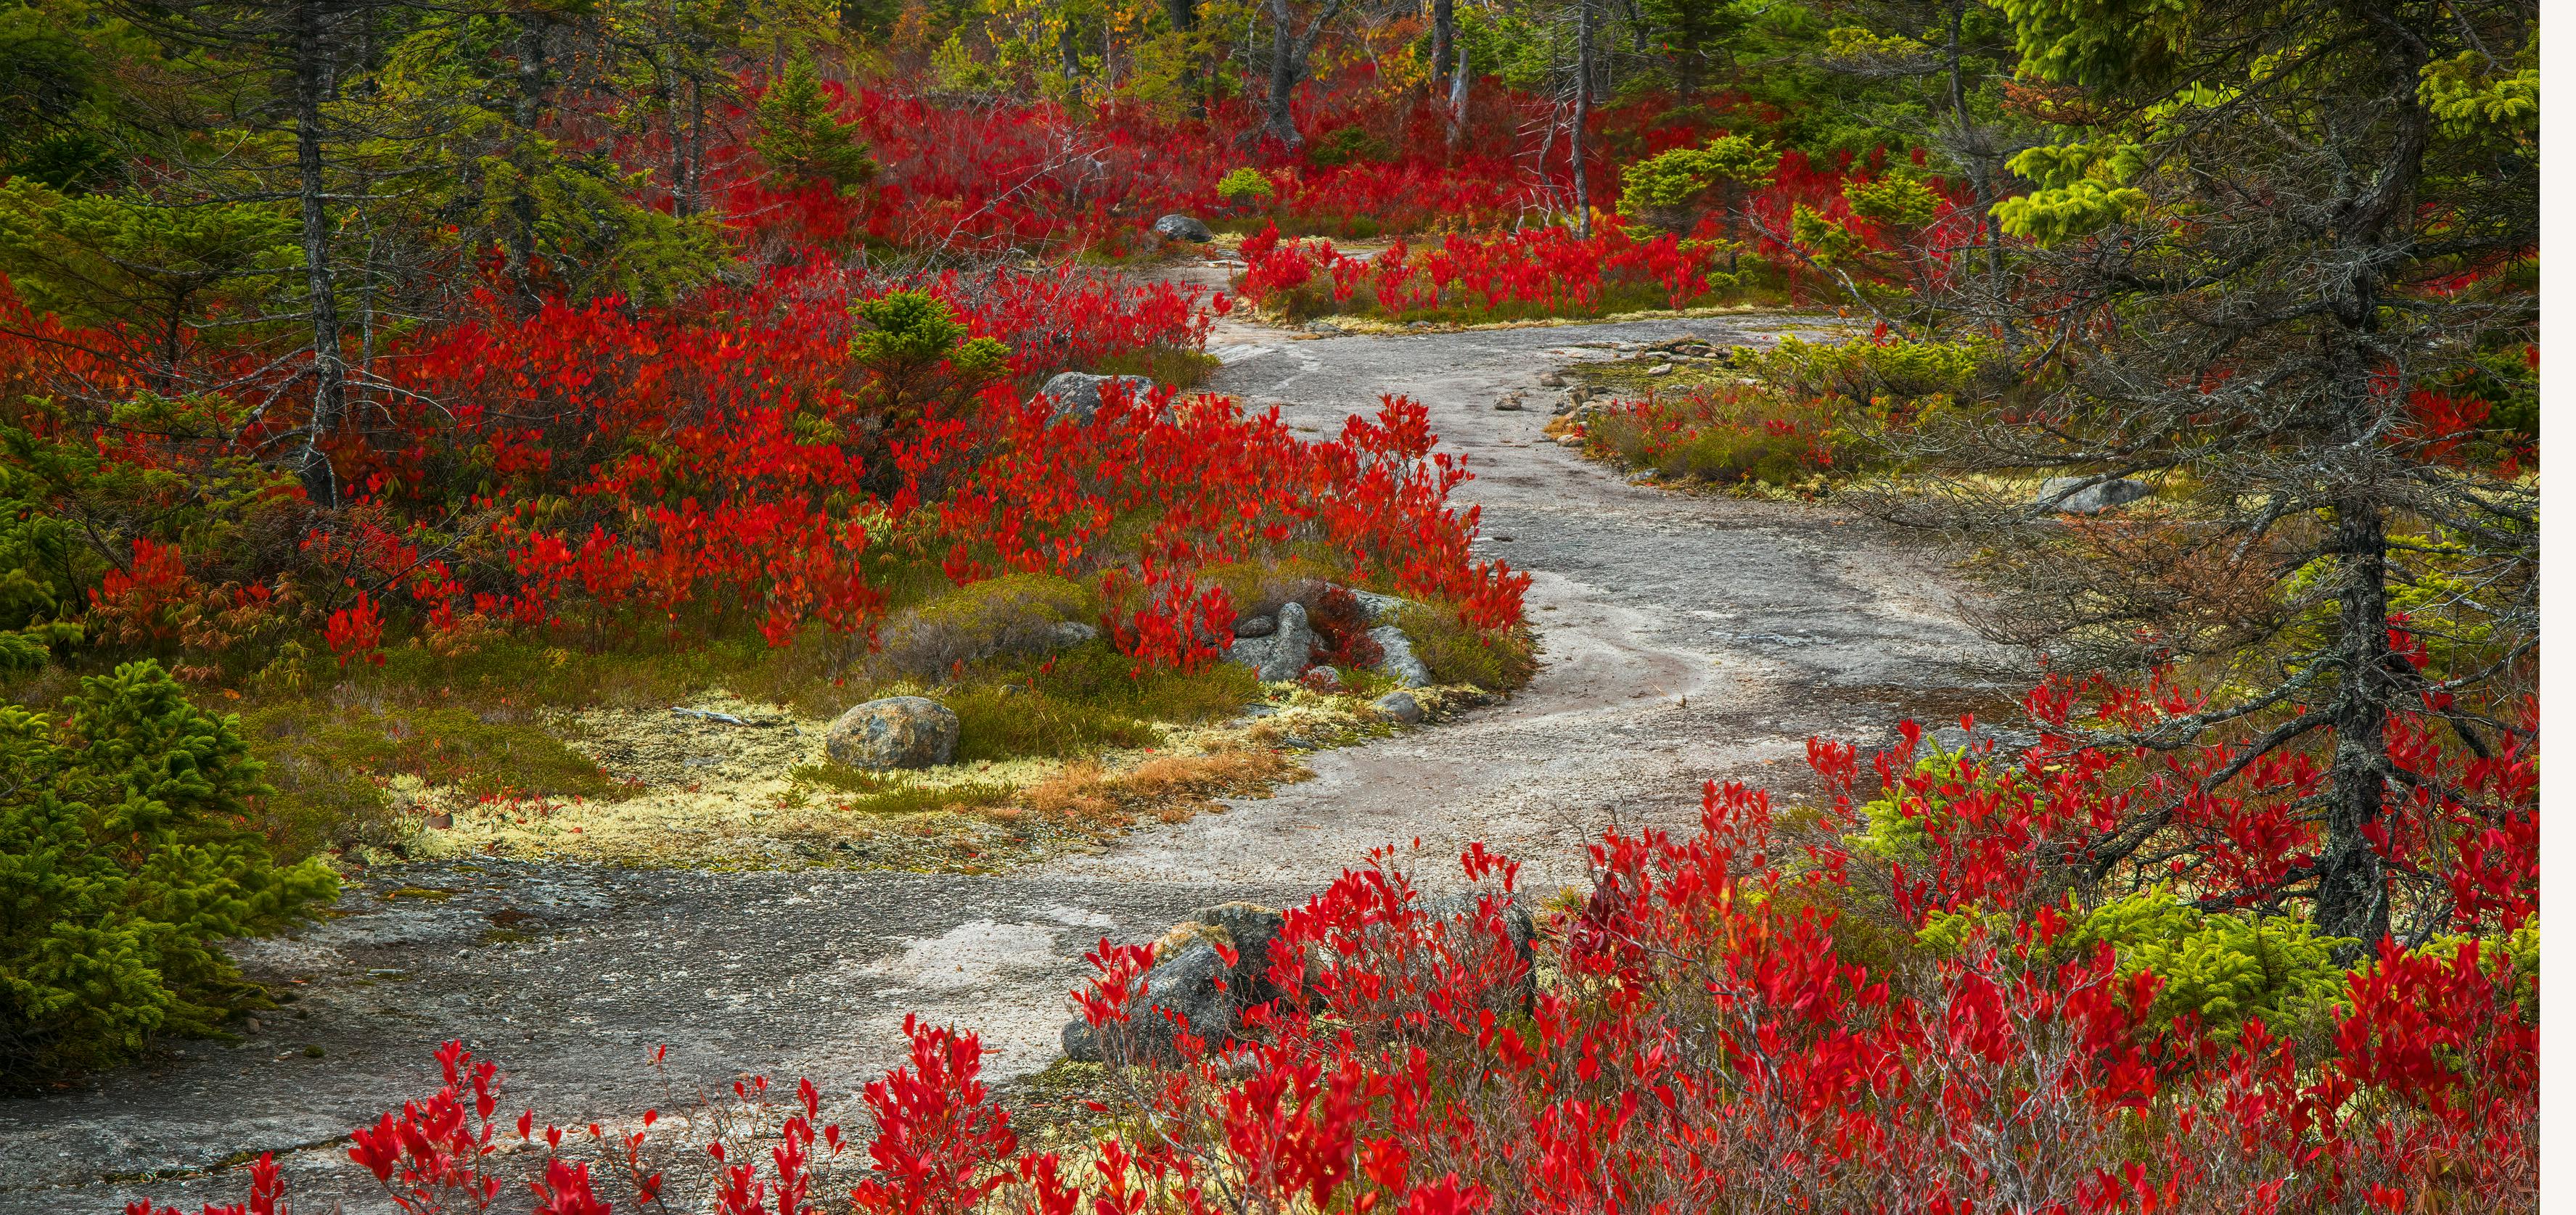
1570;0;1591;238
1431;0;1453;93
2318;493;2395;953
291;0;345;505
1447;41;1468;157
660;46;684;215
504;18;549;309
1942;0;2009;331
1263;0;1303;147
685;75;703;217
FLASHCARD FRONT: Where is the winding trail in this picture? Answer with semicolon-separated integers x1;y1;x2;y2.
0;281;2019;1213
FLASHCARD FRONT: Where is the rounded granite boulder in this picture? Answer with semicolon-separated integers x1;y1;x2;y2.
824;696;960;770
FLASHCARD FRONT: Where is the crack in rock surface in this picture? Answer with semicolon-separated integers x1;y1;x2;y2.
0;296;2020;1213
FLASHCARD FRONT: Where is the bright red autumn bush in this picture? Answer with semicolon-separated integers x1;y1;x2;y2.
136;688;2536;1215
713;78;1726;258
1;258;1520;675
1235;221;1737;321
1223;148;1974;324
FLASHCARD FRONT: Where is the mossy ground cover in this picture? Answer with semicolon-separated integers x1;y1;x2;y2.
0;553;1530;876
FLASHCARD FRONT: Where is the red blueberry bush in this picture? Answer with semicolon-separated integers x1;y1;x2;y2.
1;258;1522;676
136;681;2535;1215
715;75;1736;258
1234;221;1739;323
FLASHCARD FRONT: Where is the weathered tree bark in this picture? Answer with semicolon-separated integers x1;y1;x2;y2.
290;0;345;505
2317;493;2395;952
1447;41;1469;156
685;75;703;217
1570;0;1591;238
1263;0;1303;147
504;17;550;310
1431;0;1453;92
1260;0;1347;149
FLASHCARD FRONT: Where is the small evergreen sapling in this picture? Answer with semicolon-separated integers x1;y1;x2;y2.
0;660;338;1086
752;54;879;194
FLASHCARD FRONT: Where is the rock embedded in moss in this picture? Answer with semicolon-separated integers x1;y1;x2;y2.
1224;600;1319;682
1369;625;1431;687
824;696;961;770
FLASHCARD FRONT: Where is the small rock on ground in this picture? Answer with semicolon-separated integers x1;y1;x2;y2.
1152;213;1214;242
1346;588;1414;624
824;696;960;770
1061;938;1234;1065
1373;691;1424;724
2034;476;2152;515
1062;902;1289;1064
1370;625;1432;688
1225;601;1319;682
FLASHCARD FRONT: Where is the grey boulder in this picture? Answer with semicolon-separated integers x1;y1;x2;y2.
1370;625;1431;688
1233;613;1277;638
1372;691;1424;724
2035;477;2152;515
1185;902;1291;1007
1152;213;1215;242
824;696;959;770
1346;588;1414;624
1225;600;1318;682
1040;371;1157;424
1062;902;1289;1066
1062;939;1235;1066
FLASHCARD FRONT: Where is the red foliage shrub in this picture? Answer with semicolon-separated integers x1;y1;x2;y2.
1305;584;1386;671
140;687;2535;1215
713;79;1718;259
1236;221;1737;321
3;261;1522;674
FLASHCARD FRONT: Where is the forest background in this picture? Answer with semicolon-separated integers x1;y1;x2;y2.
0;0;2546;1211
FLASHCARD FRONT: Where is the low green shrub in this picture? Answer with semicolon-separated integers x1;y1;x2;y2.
788;766;1017;815
1586;382;1852;485
874;573;1099;683
1215;168;1275;203
2068;890;2352;1045
1;660;339;1087
948;685;1161;761
1391;604;1536;691
1753;334;2002;412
